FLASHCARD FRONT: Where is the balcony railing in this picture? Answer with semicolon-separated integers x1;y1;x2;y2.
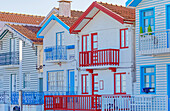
139;30;170;55
44;45;67;61
79;49;119;67
0;51;19;66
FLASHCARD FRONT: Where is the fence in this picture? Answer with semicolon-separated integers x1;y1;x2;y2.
44;95;102;111
0;91;9;104
102;95;168;111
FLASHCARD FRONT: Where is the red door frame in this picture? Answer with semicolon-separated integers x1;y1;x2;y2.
92;73;98;95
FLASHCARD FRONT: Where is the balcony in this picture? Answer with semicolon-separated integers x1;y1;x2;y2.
139;30;170;56
44;46;67;62
0;52;19;66
79;49;119;67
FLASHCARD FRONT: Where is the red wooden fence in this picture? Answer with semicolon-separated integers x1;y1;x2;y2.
44;95;102;111
79;49;119;67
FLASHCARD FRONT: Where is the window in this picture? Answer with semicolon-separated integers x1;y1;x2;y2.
141;66;156;94
56;32;64;46
0;41;3;50
48;71;64;91
140;8;154;33
82;34;90;52
81;74;88;94
120;28;128;49
23;73;30;89
114;72;126;94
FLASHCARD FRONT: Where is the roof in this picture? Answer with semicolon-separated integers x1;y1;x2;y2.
8;24;43;45
0;12;45;25
70;1;135;34
126;0;142;7
54;14;79;27
98;2;135;21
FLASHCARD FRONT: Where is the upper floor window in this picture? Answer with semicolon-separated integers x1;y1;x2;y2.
114;72;126;94
141;66;156;94
23;73;30;89
82;34;90;52
56;32;64;46
120;28;128;49
0;41;2;50
81;74;88;94
140;8;155;33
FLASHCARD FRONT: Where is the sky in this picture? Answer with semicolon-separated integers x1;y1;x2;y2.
0;0;127;16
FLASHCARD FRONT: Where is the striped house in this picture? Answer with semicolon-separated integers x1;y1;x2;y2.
37;0;83;96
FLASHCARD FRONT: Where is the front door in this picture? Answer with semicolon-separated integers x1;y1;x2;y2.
68;70;75;95
11;74;16;92
92;74;98;95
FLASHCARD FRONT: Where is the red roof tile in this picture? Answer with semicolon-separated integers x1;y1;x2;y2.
54;14;79;27
8;24;43;45
0;12;45;25
98;2;135;21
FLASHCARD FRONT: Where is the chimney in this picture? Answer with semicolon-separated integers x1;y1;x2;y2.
58;0;72;17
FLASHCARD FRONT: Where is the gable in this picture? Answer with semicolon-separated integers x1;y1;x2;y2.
126;0;142;7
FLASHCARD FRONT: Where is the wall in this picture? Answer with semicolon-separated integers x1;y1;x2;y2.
135;0;170;95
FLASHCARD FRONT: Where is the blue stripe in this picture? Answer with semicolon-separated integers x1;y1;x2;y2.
37;15;70;38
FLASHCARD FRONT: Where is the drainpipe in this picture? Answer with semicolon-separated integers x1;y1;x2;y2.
19;40;23;111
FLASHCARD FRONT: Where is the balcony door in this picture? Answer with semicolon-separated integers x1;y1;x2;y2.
10;38;16;64
56;32;64;59
91;33;98;65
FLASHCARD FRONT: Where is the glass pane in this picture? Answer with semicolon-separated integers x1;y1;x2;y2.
116;75;120;93
150;18;154;26
57;33;61;46
144;19;148;26
151;75;155;82
125;30;128;47
144;67;154;73
121;30;124;47
93;35;98;41
151;83;155;88
144;75;149;82
145;27;148;32
83;37;86;51
121;75;126;93
151;26;154;31
93;43;98;49
87;36;91;51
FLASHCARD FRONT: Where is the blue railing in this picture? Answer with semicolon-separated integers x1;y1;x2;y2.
0;51;19;66
11;90;78;105
44;45;67;61
11;91;44;105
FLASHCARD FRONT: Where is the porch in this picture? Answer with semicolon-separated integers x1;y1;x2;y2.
139;30;170;56
44;95;168;111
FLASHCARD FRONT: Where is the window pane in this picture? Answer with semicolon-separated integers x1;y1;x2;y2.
144;19;148;26
121;75;126;93
150;18;154;26
93;35;98;41
125;30;128;47
144;67;154;73
116;75;120;93
83;37;86;51
121;30;124;47
144;75;149;82
151;75;155;82
87;36;91;51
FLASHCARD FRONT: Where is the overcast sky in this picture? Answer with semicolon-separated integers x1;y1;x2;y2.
0;0;127;16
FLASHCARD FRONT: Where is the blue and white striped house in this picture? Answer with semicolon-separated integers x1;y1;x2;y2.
126;0;170;99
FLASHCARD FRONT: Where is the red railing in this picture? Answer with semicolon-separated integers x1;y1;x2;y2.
44;95;102;111
79;49;120;67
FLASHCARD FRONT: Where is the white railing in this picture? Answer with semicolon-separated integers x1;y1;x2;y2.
102;95;168;111
139;30;170;55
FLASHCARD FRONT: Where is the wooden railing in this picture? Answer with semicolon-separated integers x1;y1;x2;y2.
44;95;102;111
79;49;119;67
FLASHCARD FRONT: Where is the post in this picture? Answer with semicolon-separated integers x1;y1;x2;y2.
19;90;23;111
19;40;23;111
